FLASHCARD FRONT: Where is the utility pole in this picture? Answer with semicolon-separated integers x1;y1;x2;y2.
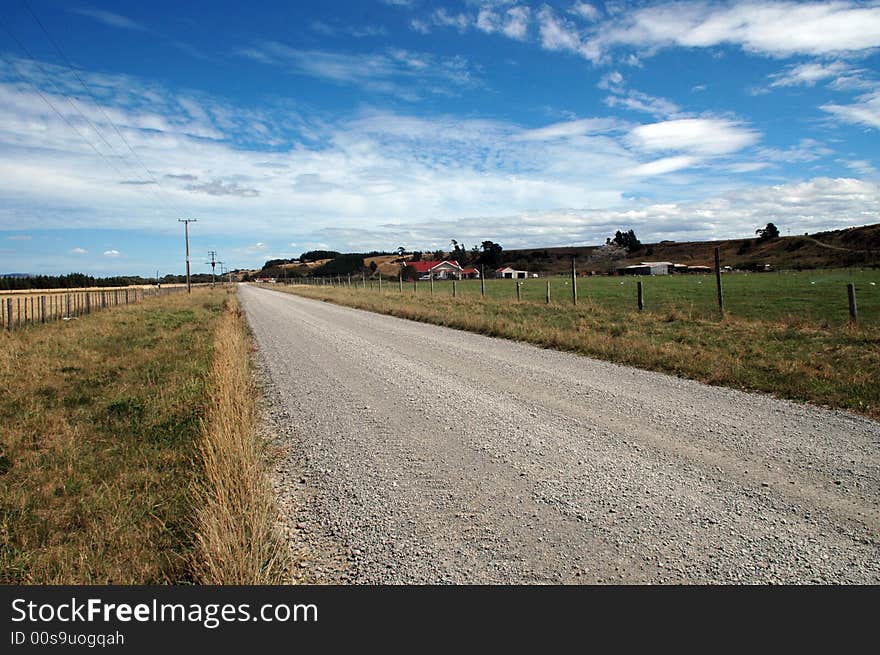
206;250;218;287
178;219;197;293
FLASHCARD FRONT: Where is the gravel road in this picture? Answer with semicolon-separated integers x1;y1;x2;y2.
240;284;880;584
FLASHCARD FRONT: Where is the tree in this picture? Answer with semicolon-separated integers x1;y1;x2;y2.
401;264;419;281
612;229;642;253
756;222;780;242
477;240;504;269
369;261;378;274
397;246;407;256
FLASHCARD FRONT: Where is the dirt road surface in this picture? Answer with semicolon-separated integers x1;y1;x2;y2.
240;284;880;584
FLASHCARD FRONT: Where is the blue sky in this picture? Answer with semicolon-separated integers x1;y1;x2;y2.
1;0;879;276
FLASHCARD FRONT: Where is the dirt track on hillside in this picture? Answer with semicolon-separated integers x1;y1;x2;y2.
240;284;880;584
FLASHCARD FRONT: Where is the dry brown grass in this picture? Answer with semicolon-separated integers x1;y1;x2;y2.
191;293;289;584
0;288;223;583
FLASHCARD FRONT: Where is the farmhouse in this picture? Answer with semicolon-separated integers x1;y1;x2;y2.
460;267;480;279
496;266;529;279
406;260;466;280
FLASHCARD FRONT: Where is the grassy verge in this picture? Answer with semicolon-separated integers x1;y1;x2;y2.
271;284;880;420
0;286;288;584
0;288;223;583
192;292;289;584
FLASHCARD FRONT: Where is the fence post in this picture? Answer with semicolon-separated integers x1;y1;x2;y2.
413;279;417;294
480;266;485;298
17;297;21;328
6;298;11;330
571;256;577;306
637;280;644;311
125;289;129;304
86;293;91;315
452;280;457;298
714;246;724;318
847;283;858;323
430;274;434;296
66;294;71;319
378;275;382;293
546;280;551;304
362;271;366;289
101;291;106;309
40;295;45;323
398;273;403;293
516;281;521;301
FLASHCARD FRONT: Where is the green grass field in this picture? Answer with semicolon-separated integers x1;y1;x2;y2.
277;268;880;420
364;269;878;326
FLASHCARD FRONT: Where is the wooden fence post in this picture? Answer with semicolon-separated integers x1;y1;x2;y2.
480;266;485;297
398;273;403;293
714;246;724;318
571;256;577;306
546;280;550;304
847;283;858;323
637;280;644;311
66;294;71;319
516;281;521;301
430;274;434;296
41;295;46;323
6;298;11;330
452;280;457;298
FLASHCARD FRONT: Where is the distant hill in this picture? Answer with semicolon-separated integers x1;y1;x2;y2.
504;223;880;274
249;223;880;280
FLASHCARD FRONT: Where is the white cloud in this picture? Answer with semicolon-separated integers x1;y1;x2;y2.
311;177;880;250
769;61;853;88
515;118;625;141
757;138;834;163
103;250;120;257
628;118;760;156
625;155;700;177
822;90;880;129
69;247;88;254
571;3;601;22
604;90;680;118
583;1;880;62
537;6;583;54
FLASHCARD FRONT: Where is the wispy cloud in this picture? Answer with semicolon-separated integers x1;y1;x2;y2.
103;249;120;257
69;247;88;254
70;8;148;32
236;43;478;99
822;90;880;129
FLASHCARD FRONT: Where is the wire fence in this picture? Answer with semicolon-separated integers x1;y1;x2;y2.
0;285;189;331
278;266;879;327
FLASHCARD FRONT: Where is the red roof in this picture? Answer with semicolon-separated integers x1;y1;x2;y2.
406;260;461;273
461;267;478;274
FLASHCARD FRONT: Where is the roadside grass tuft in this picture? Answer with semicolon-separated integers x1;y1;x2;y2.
192;292;289;584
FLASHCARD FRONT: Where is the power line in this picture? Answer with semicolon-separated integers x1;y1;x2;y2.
0;14;180;217
20;0;182;213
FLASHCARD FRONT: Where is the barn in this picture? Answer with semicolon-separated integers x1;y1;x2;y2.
495;266;529;279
